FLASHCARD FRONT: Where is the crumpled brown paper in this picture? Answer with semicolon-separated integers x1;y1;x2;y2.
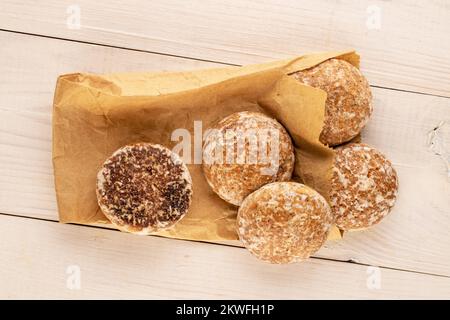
52;49;359;242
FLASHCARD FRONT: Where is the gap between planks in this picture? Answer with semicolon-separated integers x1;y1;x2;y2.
0;28;449;100
0;28;240;67
0;28;450;99
2;0;450;97
1;30;449;277
1;210;449;280
3;212;450;299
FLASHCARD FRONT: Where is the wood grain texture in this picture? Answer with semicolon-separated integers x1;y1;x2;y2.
1;31;449;277
1;0;450;96
1;214;449;299
319;96;450;275
0;30;219;218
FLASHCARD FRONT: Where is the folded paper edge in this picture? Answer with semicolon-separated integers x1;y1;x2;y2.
51;49;360;240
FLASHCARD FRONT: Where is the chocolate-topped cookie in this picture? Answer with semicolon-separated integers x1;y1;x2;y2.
96;143;192;234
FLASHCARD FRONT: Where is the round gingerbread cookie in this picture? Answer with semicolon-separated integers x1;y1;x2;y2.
202;111;295;206
292;59;373;146
96;143;193;235
237;182;333;264
330;143;398;230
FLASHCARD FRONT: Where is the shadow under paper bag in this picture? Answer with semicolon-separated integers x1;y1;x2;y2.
52;50;360;242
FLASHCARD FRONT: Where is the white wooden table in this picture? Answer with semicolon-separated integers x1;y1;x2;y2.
1;0;449;299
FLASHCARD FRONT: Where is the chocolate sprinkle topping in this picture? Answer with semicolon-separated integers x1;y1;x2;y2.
96;143;192;234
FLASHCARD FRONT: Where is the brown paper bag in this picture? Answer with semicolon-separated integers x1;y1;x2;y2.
52;49;359;242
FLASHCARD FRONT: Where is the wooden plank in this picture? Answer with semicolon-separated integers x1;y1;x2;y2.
318;96;450;274
1;214;449;299
0;30;220;217
1;31;450;277
1;0;450;96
